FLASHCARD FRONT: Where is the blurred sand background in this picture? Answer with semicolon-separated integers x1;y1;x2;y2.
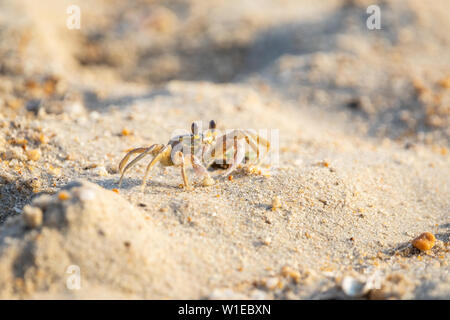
0;0;449;299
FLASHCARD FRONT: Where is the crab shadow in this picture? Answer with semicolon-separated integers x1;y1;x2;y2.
91;177;181;192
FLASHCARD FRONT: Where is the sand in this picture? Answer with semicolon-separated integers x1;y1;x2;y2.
0;0;449;299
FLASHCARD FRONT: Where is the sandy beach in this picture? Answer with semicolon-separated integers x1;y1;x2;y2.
0;0;448;299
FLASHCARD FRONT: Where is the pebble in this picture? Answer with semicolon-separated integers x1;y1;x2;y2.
341;276;368;297
281;266;301;282
264;277;280;290
89;111;100;120
58;191;71;201
262;237;272;246
22;205;43;228
121;128;131;136
412;232;436;251
93;166;108;177
26;148;41;161
63;101;85;117
202;176;215;186
271;196;282;211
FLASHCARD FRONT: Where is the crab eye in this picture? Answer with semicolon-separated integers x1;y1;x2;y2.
191;122;199;135
209;120;216;129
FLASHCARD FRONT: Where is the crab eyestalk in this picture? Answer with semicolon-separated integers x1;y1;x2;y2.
202;120;218;145
191;122;199;135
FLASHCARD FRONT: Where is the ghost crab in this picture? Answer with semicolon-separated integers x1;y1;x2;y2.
118;120;271;191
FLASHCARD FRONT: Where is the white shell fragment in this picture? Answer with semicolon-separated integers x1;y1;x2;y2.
341;276;369;298
341;272;383;298
93;166;109;177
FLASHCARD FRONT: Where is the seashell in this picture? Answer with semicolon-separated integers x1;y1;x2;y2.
341;276;369;297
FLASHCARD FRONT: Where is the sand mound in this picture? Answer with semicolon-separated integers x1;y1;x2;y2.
0;180;199;299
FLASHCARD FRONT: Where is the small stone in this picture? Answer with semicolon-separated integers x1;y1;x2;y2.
341;276;368;297
106;165;118;174
93;166;108;177
26;149;41;161
38;133;49;145
264;277;280;290
63;101;85;117
58;191;71;201
412;232;436;251
25;177;41;193
202;176;215;186
89;111;100;120
22;205;43;228
262;237;272;246
48;165;61;176
281;265;301;282
121;128;131;136
271;196;282;211
438;76;450;89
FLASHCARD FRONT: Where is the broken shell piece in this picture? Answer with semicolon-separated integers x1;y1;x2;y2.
264;277;281;290
93;166;108;177
341;276;369;298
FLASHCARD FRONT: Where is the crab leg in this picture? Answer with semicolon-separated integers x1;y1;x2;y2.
191;155;215;186
141;145;172;191
243;134;261;162
238;130;271;165
243;129;270;153
222;137;246;177
119;144;163;187
118;147;149;173
179;152;191;190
